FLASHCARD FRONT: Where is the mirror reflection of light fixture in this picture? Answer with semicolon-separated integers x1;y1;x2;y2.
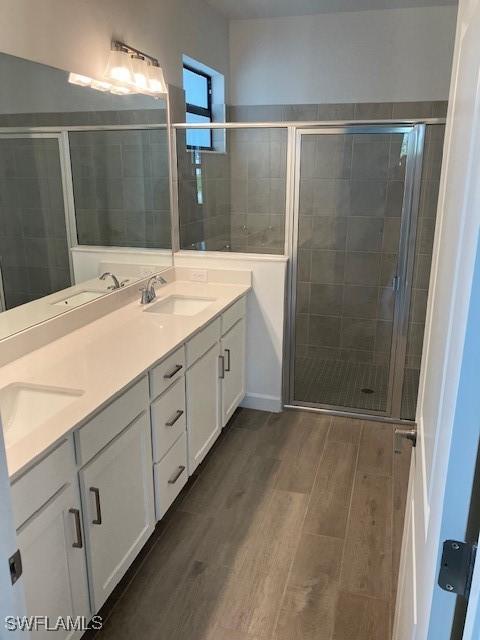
68;73;93;87
68;41;167;96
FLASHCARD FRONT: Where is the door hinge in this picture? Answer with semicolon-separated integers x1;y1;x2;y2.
438;540;477;599
8;548;22;585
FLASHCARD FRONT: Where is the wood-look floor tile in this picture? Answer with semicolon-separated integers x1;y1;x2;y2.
255;411;305;460
215;564;288;638
274;416;329;494
180;428;258;515
194;455;280;569
303;440;358;538
340;473;393;600
206;626;262;640
331;591;390;640
274;534;343;640
392;438;412;604
158;560;231;640
95;510;211;638
357;421;394;477
240;490;309;576
231;408;271;431
328;417;363;444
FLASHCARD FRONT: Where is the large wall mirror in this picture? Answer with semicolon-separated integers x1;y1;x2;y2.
0;52;173;341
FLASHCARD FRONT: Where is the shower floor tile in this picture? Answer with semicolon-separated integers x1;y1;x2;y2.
294;356;419;418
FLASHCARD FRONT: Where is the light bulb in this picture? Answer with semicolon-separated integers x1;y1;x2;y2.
109;85;132;95
130;55;149;91
68;72;93;87
104;48;133;85
147;63;167;94
91;79;112;92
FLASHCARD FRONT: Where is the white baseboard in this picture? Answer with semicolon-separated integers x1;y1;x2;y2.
240;392;283;413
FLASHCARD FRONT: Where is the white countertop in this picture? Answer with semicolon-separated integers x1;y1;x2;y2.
1;277;250;480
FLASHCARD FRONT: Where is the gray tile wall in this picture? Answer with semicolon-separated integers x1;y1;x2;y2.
177;132;231;251
228;100;448;122
177;128;288;254
295;132;405;366
0;138;70;309
0;109;167;128
70;128;171;249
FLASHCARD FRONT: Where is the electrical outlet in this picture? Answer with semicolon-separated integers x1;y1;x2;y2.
190;269;208;283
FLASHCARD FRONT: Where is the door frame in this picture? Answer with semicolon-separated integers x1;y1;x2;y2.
284;124;425;419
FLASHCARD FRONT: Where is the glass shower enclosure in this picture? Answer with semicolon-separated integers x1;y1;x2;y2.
287;124;425;419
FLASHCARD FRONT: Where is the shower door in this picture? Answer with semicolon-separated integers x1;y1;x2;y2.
288;125;424;417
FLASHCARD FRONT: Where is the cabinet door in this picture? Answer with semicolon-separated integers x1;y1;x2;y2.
221;318;246;427
17;483;90;640
80;412;154;612
186;343;221;473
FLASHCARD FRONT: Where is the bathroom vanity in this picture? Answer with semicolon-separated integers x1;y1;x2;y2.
1;267;250;632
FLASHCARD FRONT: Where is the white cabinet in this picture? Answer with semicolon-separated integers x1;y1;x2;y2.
79;412;154;612
17;483;90;639
186;344;221;473
220;318;246;426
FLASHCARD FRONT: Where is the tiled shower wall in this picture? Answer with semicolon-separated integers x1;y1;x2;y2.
294;131;405;367
226;100;445;417
177;130;231;251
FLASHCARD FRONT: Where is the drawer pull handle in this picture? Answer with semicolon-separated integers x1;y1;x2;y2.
69;508;83;549
163;364;183;379
219;355;225;379
165;409;184;427
225;348;231;372
90;487;102;525
168;465;186;484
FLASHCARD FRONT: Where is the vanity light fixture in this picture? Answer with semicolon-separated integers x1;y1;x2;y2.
68;40;167;96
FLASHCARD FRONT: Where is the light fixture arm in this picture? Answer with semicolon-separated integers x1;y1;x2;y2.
111;40;160;67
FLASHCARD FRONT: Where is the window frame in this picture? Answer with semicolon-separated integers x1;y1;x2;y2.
183;63;213;151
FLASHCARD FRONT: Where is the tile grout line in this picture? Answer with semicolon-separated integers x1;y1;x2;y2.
270;415;334;640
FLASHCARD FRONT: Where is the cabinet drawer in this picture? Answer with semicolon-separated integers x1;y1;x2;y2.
154;431;188;520
75;376;149;466
222;297;246;336
186;318;220;368
11;439;74;529
151;378;186;463
150;346;186;400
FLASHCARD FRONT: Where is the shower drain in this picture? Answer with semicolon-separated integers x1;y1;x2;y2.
361;388;375;394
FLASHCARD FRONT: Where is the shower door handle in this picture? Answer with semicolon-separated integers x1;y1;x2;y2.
392;275;401;293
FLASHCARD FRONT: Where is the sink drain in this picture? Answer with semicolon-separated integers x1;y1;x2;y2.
361;388;374;394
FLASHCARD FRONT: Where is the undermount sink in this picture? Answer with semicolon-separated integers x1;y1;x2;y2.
0;383;84;448
144;295;216;317
52;290;105;308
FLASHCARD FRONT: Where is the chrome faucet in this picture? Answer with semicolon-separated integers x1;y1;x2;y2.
100;272;121;290
140;275;167;305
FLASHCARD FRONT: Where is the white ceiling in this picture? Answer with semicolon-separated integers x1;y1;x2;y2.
205;0;457;19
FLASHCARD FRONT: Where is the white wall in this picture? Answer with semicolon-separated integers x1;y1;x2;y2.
174;252;287;412
229;5;457;105
0;0;229;91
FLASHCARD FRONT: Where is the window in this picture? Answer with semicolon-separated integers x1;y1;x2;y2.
183;64;213;150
